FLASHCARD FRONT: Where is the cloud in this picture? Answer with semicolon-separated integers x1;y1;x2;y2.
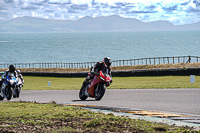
0;0;200;25
193;0;200;7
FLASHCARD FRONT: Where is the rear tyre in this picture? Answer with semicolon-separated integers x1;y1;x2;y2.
79;86;88;100
95;83;106;101
16;88;20;98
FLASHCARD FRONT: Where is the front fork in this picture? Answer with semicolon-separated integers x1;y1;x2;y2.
2;84;16;96
0;83;7;97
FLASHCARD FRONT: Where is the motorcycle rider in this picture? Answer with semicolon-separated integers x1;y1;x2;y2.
0;64;24;88
82;57;112;89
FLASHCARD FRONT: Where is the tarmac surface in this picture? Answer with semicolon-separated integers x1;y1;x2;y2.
11;88;200;126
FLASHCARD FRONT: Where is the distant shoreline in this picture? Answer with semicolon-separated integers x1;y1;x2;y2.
1;16;200;33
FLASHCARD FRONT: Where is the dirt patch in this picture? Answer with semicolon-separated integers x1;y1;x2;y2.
0;118;145;133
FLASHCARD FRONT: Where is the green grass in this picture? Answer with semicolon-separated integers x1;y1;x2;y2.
23;76;83;90
0;102;196;132
22;76;200;90
110;76;200;89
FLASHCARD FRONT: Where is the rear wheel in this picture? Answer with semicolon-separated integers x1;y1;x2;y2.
15;88;20;98
95;83;106;101
79;86;88;100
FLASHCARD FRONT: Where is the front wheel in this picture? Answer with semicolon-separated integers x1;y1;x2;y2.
0;95;4;101
95;83;106;101
0;87;4;100
79;86;88;100
6;87;12;100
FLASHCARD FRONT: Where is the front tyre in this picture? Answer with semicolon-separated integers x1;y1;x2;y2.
6;87;12;100
95;83;106;101
0;95;4;101
79;86;88;100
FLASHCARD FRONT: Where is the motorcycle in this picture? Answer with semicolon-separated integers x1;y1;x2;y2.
79;68;112;101
0;75;18;100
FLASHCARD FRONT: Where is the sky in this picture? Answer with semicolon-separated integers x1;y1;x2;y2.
0;0;200;25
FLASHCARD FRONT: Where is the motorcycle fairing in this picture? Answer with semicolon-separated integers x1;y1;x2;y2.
87;75;100;98
0;75;18;99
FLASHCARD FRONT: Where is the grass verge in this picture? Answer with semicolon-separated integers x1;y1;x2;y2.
0;101;196;132
22;76;200;90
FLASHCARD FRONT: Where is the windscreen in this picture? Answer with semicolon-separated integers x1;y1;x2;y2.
102;68;109;76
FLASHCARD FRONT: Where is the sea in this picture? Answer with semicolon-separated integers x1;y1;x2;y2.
0;31;200;64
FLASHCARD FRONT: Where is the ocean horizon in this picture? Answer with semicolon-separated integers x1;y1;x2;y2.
0;31;200;64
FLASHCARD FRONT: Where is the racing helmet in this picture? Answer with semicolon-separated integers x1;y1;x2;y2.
103;57;112;67
9;64;15;73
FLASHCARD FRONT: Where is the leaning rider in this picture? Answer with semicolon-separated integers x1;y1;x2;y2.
0;64;24;88
82;57;112;88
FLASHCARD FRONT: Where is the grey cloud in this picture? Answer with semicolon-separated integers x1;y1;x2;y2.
48;2;71;5
123;6;135;10
54;13;63;18
21;6;38;10
45;9;55;13
31;0;49;6
67;9;77;13
109;2;136;10
118;3;157;14
0;11;9;16
181;0;192;5
91;4;101;9
110;5;121;9
15;0;24;5
127;10;157;14
162;5;178;12
47;0;72;6
193;0;200;7
99;3;110;8
187;6;200;12
91;0;95;4
0;6;6;10
146;5;156;10
70;4;89;11
115;2;126;7
3;0;14;3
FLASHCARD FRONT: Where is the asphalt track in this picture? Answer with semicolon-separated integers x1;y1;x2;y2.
11;88;200;116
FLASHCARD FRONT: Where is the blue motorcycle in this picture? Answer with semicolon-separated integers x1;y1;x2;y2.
0;75;18;100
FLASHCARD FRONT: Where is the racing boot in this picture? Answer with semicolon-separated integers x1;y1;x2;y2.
83;75;92;97
13;92;17;98
84;86;90;97
82;75;91;88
